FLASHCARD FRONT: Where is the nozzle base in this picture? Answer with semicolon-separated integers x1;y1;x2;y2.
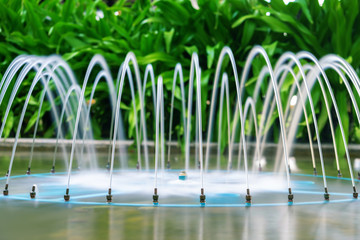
30;192;36;199
64;194;70;201
288;194;294;203
153;194;159;204
324;193;330;201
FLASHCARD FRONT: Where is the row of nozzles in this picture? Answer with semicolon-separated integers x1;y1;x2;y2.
1;46;360;203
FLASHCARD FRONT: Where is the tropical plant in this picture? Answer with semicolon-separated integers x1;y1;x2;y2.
0;0;360;163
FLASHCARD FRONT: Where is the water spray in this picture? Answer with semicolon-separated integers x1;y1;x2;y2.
2;46;360;208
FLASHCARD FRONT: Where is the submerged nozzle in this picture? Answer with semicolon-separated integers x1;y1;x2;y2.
30;185;36;199
106;188;112;203
353;186;358;199
153;188;159;205
288;188;294;203
50;166;55;174
3;184;8;196
179;171;187;181
337;170;342;178
245;188;252;205
26;167;31;175
313;168;317;176
200;188;206;206
64;188;70;201
324;187;329;201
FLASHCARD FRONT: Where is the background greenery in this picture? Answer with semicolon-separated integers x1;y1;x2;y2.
0;0;360;161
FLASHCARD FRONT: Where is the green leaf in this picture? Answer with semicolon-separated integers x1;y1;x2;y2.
3;110;14;139
62;0;76;20
23;1;47;42
293;0;313;24
154;0;190;26
24;101;51;133
232;14;256;28
164;28;175;54
184;46;199;56
137;52;178;65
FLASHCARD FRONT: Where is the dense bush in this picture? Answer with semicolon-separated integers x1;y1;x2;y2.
0;0;360;159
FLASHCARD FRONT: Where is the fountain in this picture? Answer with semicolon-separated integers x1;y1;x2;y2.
1;46;360;210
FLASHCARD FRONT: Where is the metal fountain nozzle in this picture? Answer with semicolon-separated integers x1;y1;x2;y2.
50;166;55;174
153;188;159;205
288;188;294;203
26;167;31;175
353;186;358;199
3;184;8;196
106;162;110;171
106;188;112;203
337;170;342;178
324;187;329;201
200;188;206;206
64;188;70;201
30;185;36;199
245;188;252;205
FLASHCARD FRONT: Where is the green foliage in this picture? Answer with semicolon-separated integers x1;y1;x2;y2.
0;0;359;153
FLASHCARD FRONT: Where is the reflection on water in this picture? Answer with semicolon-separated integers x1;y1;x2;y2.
2;199;360;240
2;151;360;239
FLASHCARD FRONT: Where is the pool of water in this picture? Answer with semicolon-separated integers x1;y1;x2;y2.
1;149;360;239
1;197;360;240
